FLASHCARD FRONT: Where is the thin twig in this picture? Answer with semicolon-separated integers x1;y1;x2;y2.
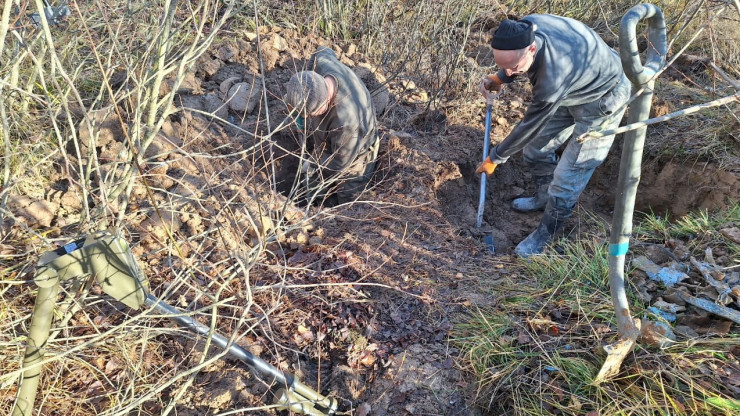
578;92;740;143
709;62;740;90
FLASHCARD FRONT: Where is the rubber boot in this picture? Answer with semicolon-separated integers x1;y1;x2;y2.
514;211;563;258
512;175;552;213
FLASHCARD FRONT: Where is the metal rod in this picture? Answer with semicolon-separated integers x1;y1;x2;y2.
144;294;337;414
146;294;291;384
476;103;493;228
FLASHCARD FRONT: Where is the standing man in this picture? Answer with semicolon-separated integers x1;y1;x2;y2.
284;46;379;207
477;15;631;257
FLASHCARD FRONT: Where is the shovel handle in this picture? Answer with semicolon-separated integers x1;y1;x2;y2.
476;103;493;228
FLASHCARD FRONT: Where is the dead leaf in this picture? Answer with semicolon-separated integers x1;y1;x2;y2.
591;322;613;335
732;286;740;299
105;357;124;374
0;244;15;256
678;314;733;335
527;317;558;331
568;394;583;412
696;285;720;301
652;299;686;313
517;331;532;345
359;351;376;367
639;320;676;348
297;324;315;341
724;369;740;388
356;403;372;416
673;325;700;338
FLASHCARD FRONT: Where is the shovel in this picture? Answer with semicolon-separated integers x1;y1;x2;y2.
476;97;496;253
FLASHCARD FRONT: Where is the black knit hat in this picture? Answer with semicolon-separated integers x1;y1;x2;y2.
491;19;534;50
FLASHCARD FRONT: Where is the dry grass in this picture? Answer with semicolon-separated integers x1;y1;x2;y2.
453;218;740;415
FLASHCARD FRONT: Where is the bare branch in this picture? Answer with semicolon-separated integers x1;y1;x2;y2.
578;91;740;143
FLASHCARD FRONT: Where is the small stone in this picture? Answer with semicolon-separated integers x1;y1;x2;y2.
203;93;228;120
271;34;288;52
219;76;241;97
177;95;204;113
179;72;203;94
215;43;238;62
199;58;222;78
227;81;262;114
296;231;309;245
161;119;179;138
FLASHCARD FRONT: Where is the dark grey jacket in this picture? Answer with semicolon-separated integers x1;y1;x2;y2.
307;47;377;173
493;14;623;159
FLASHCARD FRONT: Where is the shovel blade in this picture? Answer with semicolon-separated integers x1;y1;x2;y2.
483;234;495;254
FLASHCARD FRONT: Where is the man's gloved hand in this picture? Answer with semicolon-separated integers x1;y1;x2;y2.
476;146;509;175
476;156;498;175
480;74;504;100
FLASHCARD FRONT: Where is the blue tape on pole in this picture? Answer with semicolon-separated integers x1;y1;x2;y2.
609;242;629;256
